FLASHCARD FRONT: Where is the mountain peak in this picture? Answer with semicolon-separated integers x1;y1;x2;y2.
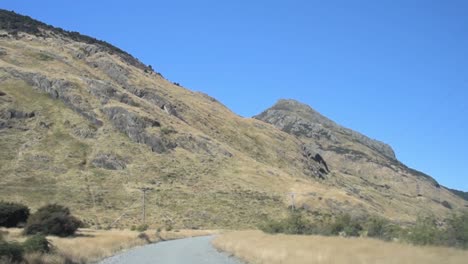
255;99;396;160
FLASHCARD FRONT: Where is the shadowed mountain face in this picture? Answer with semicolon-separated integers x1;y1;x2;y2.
0;10;466;229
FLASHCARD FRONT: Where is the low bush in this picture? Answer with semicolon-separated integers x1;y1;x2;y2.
260;212;316;235
136;224;148;232
22;234;51;254
24;204;82;237
443;212;468;249
137;232;151;243
0;201;30;227
0;241;24;263
329;214;363;237
365;216;402;241
406;215;442;246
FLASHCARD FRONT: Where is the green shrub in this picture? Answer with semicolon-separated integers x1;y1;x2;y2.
406;215;441;246
24;204;82;237
0;201;30;227
22;234;51;253
0;241;24;263
444;212;468;249
260;212;318;235
136;224;148;232
365;216;402;241
160;126;177;135
329;214;362;237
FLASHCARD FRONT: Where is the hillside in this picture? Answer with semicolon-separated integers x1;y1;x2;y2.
0;10;465;229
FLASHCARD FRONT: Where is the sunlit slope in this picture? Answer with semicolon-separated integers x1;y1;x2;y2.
0;10;465;229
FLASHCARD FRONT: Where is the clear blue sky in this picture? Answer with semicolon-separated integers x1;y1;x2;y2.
2;1;467;191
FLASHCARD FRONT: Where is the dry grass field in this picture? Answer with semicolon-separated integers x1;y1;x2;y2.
212;230;468;264
1;227;216;263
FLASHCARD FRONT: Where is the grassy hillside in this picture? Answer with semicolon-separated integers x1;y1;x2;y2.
0;9;466;230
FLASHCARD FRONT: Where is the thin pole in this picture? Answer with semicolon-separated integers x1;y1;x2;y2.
142;189;146;224
288;192;296;211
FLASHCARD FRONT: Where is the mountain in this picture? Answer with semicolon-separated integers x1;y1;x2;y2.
0;10;465;229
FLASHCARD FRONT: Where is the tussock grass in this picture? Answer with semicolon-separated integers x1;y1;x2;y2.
212;230;468;264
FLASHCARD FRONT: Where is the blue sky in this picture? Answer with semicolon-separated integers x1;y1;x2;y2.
2;1;467;191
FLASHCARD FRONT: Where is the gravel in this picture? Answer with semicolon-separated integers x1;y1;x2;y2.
98;235;243;264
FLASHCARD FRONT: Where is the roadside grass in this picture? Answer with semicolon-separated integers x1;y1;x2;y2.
212;230;468;264
1;227;217;263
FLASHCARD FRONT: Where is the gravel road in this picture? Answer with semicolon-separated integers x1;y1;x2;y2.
98;235;243;264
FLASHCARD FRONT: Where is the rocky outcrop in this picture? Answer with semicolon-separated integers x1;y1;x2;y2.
0;107;35;130
88;58;183;121
92;153;127;170
254;99;396;160
1;109;35;119
176;134;233;158
301;144;329;179
102;106;175;153
5;69;103;126
85;78;139;107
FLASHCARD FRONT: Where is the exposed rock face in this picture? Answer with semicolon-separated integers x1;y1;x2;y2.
301;143;330;179
254;99;396;160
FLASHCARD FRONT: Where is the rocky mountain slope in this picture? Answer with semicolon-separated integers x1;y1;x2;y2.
0;10;465;229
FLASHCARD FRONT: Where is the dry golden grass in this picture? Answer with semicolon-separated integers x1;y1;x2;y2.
212;230;468;264
1;227;216;264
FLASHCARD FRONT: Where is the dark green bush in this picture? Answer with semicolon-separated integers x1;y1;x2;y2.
0;201;30;227
24;204;82;237
22;234;51;254
0;241;23;263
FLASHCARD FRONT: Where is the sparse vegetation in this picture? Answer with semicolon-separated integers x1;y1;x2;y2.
24;204;82;237
259;210;468;249
0;202;30;228
259;211;364;237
